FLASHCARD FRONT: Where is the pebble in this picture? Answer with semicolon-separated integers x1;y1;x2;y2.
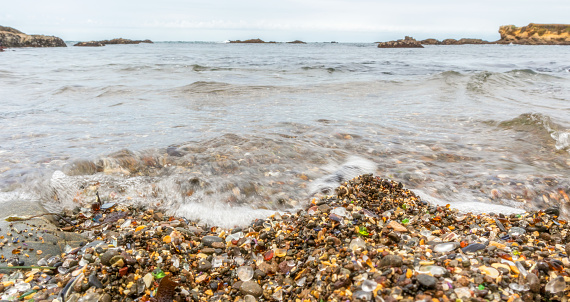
416;274;437;289
239;281;263;297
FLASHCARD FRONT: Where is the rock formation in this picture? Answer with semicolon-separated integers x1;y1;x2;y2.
377;36;423;48
498;23;570;45
419;38;491;45
74;38;153;47
229;39;276;43
0;26;66;47
287;40;306;44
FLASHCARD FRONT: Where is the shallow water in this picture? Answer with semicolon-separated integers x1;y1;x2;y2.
0;42;569;227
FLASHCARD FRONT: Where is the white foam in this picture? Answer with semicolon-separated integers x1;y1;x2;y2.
414;190;526;215
309;156;377;196
172;193;276;228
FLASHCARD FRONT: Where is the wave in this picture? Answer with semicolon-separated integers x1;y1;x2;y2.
496;113;570;152
173;81;278;96
25;133;378;226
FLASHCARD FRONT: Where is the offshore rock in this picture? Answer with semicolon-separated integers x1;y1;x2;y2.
0;26;66;47
229;39;276;44
74;38;153;47
378;36;423;48
498;23;570;45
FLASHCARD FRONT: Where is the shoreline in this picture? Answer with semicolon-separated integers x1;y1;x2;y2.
1;174;568;301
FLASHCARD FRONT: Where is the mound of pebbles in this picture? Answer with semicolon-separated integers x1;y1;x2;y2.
2;174;570;301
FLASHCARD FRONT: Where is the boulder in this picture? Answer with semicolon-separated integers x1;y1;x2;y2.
378;36;423;48
0;26;66;48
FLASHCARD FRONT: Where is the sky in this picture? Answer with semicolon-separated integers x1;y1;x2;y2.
1;0;569;42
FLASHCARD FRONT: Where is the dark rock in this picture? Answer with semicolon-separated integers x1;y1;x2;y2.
197;259;212;272
88;272;103;288
100;249;119;266
0;26;66;47
202;236;223;247
462;243;486;253
416;274;437;288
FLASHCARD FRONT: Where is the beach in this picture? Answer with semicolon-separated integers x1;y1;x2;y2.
1;174;570;301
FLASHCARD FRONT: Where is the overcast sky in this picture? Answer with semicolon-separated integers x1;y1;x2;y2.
2;0;569;42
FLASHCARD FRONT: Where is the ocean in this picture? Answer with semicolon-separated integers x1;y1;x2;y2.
0;42;569;227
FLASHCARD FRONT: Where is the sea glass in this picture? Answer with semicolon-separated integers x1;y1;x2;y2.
361;279;377;292
237;266;254;282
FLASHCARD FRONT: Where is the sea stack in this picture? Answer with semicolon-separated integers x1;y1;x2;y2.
0;26;66;47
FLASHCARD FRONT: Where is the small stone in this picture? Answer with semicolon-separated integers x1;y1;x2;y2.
100;249;119;266
387;220;407;232
88;272;103;288
380;255;403;267
565;242;570;256
202;236;223;247
461;243;485;253
198;259;212;272
100;294;111;302
526;273;540;293
240;281;263;297
417;274;437;289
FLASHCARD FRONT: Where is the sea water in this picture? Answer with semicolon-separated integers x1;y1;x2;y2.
0;42;569;227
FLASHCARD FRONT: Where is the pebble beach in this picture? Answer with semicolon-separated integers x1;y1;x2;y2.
2;174;570;302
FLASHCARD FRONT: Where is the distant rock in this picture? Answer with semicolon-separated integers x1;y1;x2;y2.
74;38;153;47
100;38;153;45
419;38;440;45
287;40;306;44
378;36;423;48
0;26;66;48
419;38;491;45
229;39;276;44
498;23;570;45
74;41;105;47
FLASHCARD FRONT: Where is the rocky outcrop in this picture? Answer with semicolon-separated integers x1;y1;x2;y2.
287;40;306;44
378;36;423;48
0;26;66;47
229;39;276;43
74;41;105;47
498;23;570;45
74;38;153;47
420;38;491;45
